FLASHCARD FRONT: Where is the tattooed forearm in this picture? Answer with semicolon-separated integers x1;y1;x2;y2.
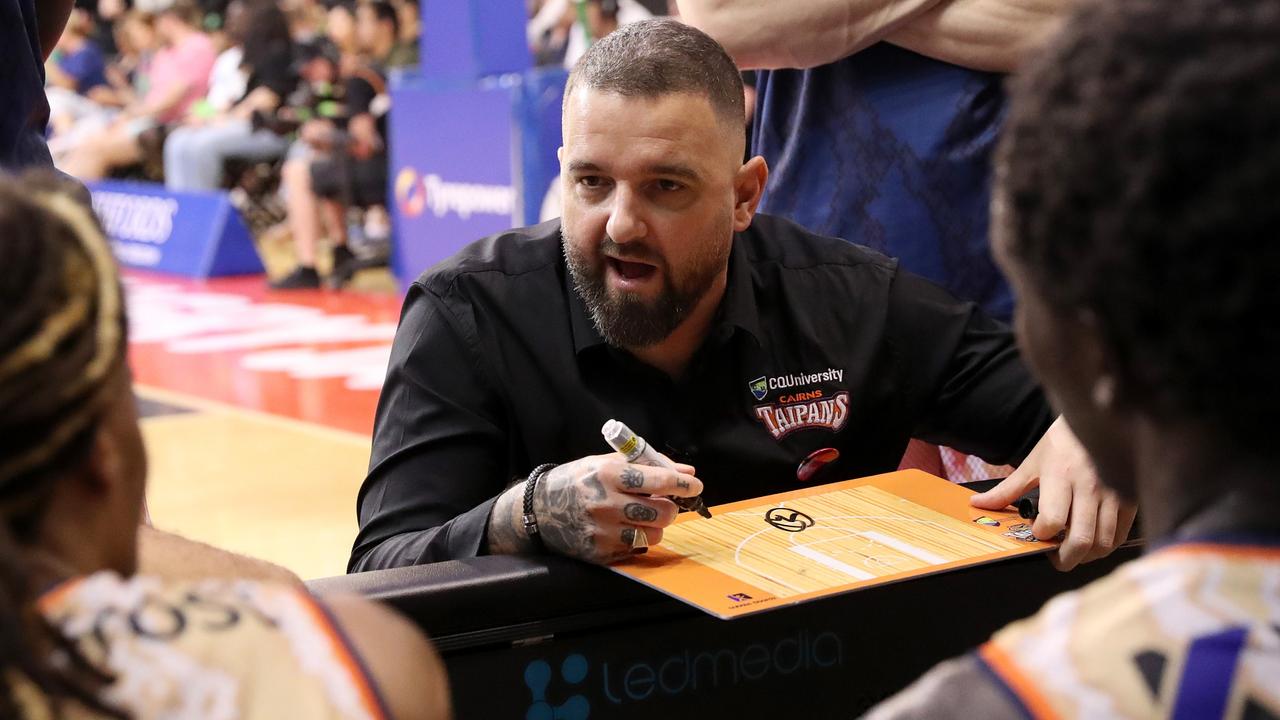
623;503;658;522
486;484;534;555
619;467;645;490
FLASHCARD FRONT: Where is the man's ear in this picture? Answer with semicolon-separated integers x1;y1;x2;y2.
732;155;768;232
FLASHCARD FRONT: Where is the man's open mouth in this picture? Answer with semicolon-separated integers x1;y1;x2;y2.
607;256;658;281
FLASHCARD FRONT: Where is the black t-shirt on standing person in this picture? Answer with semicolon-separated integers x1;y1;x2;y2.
348;213;1054;571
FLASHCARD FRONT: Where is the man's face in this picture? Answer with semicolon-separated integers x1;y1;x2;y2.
560;88;743;348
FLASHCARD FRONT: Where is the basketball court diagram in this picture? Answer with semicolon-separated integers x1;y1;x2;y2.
614;471;1054;619
663;485;1030;598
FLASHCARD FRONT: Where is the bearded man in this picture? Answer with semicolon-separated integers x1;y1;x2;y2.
349;19;1133;574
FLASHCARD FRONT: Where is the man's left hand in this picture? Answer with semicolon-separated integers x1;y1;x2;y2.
969;416;1137;571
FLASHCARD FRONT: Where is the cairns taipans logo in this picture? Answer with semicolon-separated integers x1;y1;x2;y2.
525;654;590;720
753;390;850;440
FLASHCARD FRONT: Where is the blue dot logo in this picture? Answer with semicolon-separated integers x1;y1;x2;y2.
524;654;590;720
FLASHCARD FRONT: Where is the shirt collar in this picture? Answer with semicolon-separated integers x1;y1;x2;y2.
719;236;764;346
565;233;764;357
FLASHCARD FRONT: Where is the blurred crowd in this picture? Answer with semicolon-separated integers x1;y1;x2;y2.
527;0;669;69
48;0;419;287
47;0;714;289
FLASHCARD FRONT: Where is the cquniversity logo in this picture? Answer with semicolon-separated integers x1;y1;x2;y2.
525;654;590;720
749;376;768;401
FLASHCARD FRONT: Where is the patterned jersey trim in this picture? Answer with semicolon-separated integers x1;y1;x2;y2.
36;576;84;614
977;642;1062;720
294;590;392;720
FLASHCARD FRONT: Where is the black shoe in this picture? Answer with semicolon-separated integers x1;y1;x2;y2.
328;245;359;288
269;266;320;289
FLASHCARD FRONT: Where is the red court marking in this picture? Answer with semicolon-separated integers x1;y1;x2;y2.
125;271;403;435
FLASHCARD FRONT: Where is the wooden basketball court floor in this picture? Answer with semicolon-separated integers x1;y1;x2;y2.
127;270;402;580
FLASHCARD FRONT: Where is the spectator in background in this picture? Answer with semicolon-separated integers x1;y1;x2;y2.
271;30;386;288
677;0;1070;325
529;0;652;69
197;0;249;116
269;11;391;289
357;0;417;70
282;0;327;42
46;6;109;97
163;1;297;190
393;0;419;56
321;0;360;61
47;9;157;155
82;0;129;56
43;5;112;151
60;0;216;180
102;10;158;107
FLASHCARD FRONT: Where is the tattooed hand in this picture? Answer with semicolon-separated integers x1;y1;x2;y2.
485;453;702;565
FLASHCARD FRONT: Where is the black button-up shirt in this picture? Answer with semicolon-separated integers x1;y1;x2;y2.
349;214;1053;571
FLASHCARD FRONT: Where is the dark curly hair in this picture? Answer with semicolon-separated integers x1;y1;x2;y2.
997;0;1280;443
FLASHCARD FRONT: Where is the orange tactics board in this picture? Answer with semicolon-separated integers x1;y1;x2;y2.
612;469;1056;619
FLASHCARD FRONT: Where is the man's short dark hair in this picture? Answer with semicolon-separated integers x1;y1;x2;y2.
998;0;1280;442
565;19;744;128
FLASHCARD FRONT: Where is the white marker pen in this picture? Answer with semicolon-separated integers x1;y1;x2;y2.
602;419;712;518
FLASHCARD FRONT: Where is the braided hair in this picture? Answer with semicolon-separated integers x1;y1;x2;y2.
0;173;128;719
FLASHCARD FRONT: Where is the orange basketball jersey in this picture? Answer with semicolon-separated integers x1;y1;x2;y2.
27;572;389;719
